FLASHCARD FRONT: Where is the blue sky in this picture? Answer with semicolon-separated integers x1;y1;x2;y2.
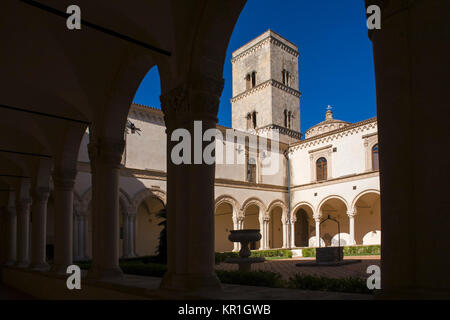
133;0;376;135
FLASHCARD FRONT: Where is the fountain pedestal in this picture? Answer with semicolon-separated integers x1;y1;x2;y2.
225;230;265;272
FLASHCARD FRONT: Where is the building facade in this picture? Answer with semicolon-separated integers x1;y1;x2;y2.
53;30;380;259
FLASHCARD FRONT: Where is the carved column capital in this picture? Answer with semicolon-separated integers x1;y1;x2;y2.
347;210;357;218
33;187;50;202
160;75;224;127
53;169;77;191
16;198;31;214
88;138;125;167
313;215;322;223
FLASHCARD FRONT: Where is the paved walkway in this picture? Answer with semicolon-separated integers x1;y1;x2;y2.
216;256;381;280
0;282;35;300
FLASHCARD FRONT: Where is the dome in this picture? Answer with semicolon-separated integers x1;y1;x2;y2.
304;109;351;139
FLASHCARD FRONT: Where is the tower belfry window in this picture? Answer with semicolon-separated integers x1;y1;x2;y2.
251;71;256;88
252;111;257;128
282;69;290;86
284;109;288;127
288;111;292;128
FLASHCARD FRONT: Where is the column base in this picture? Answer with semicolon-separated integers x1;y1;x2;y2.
160;272;222;293
87;266;124;279
30;262;50;271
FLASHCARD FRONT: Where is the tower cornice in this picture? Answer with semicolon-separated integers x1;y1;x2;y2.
230;79;301;103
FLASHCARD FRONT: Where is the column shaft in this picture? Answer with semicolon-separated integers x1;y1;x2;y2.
51;171;75;274
315;218;321;247
30;188;50;270
88;139;124;279
16;199;31;267
5;206;17;265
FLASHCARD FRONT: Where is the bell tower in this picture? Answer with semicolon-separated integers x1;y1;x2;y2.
230;29;302;142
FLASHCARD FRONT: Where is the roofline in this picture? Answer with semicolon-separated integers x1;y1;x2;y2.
231;29;299;59
289;117;377;148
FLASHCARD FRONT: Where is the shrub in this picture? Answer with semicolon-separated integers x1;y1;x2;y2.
288;274;372;294
215;252;239;264
215;249;292;264
216;270;284;288
250;249;292;259
300;245;381;257
301;248;316;257
344;245;380;256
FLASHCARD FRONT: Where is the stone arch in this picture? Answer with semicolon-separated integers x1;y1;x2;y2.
132;188;167;210
292;201;316;248
215;194;240;215
266;199;287;249
214;195;239;253
316;195;349;216
317;195;350;247
241;197;267;219
350;189;380;212
267;199;288;221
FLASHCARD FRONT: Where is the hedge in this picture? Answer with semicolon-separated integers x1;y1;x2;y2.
288;274;373;294
215;249;292;264
301;245;380;257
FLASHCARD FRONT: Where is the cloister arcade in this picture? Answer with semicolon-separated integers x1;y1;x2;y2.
0;0;448;299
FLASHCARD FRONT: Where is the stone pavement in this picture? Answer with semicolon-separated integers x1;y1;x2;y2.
216;256;381;280
0;282;35;300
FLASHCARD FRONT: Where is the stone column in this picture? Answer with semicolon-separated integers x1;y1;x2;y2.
16;198;31;268
122;212;129;258
314;216;321;247
73;214;79;260
290;217;296;249
122;207;137;258
78;214;87;260
159;78;223;292
347;210;356;246
87;138;124;279
366;0;450;297
130;212;137;257
231;215;239;252
30;187;50;270
258;217;265;250
4;204;17;266
51;170;76;274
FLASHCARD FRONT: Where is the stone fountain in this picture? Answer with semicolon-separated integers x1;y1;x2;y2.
225;229;265;272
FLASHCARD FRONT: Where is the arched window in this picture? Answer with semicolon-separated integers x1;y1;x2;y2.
284;109;287;127
372;144;379;171
316;157;327;181
288;111;292;128
252;111;257;128
251;71;256;88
